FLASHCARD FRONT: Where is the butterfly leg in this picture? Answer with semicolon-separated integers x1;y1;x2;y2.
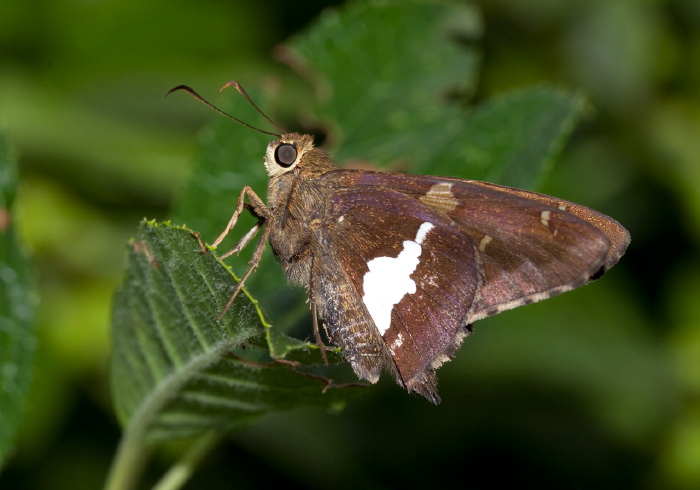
310;302;329;365
214;186;272;320
212;186;270;249
191;232;207;253
217;223;273;321
219;220;263;259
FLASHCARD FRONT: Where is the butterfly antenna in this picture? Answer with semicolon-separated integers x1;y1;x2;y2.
219;80;285;134
165;85;282;137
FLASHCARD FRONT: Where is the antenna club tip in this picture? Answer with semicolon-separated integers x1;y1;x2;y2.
219;80;243;94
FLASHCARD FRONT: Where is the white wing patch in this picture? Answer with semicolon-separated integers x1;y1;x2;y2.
389;332;404;355
362;222;434;335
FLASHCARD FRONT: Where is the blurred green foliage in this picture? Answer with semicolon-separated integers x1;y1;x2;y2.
0;0;699;489
0;130;37;469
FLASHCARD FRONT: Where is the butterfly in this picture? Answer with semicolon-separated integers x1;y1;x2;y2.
169;83;630;404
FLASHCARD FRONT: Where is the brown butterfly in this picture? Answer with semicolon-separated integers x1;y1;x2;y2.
169;83;630;404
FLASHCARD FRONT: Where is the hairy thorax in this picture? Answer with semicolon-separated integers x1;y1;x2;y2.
267;168;334;286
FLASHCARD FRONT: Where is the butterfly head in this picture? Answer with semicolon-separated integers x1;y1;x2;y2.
164;84;336;178
264;133;324;178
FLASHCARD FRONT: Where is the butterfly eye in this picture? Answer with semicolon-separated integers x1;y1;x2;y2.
275;144;297;167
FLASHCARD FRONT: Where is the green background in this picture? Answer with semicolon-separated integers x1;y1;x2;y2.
2;0;699;488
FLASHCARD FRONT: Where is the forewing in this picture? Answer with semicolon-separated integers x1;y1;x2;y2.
350;172;628;322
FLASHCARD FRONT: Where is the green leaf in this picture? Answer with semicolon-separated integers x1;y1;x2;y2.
0;131;37;467
432;86;588;189
111;221;359;438
288;0;482;167
287;2;585;191
108;220;362;488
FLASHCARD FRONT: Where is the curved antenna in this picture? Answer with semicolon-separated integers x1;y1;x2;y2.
219;81;285;133
165;84;282;138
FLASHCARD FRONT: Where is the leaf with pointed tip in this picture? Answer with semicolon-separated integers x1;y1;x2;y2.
111;221;362;443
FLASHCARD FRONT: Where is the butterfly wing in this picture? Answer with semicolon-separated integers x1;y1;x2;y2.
311;171;629;403
312;183;480;402
347;172;630;319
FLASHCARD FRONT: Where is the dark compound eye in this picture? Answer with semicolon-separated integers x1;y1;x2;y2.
275;144;297;166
